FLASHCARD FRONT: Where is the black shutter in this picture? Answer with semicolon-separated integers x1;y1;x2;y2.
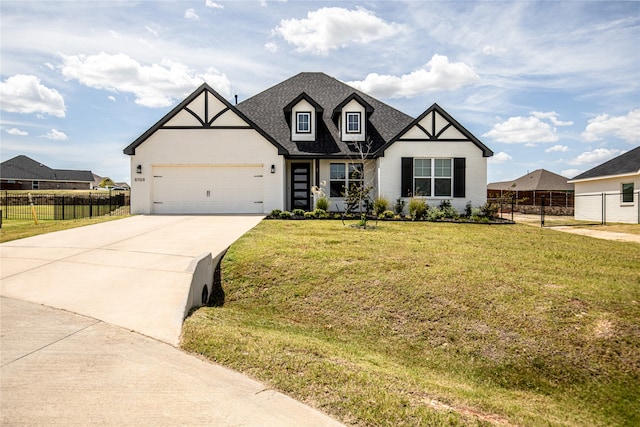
453;158;465;198
401;157;413;197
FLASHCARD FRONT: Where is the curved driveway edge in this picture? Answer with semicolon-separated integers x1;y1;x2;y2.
1;297;344;427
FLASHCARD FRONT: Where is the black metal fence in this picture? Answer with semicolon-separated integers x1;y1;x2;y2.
1;191;130;220
540;191;639;226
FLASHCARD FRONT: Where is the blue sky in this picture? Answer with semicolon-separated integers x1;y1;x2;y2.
1;0;638;185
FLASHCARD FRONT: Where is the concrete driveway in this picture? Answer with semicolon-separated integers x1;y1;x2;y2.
1;215;344;426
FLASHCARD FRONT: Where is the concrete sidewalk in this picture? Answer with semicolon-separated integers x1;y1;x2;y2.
1;215;345;426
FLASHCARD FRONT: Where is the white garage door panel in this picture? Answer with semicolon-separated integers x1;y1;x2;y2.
153;166;264;214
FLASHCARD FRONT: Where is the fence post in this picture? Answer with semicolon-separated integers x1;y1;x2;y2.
89;193;93;218
540;195;545;227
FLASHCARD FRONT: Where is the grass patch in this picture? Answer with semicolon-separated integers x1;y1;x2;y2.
0;215;130;243
182;221;640;426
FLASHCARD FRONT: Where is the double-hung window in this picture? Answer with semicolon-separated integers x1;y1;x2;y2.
296;112;311;133
346;112;360;133
413;158;452;197
622;183;634;203
330;163;363;197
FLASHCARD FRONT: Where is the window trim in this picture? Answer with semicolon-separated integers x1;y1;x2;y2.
413;158;452;198
621;182;634;203
296;111;311;134
346;112;361;134
32;180;39;190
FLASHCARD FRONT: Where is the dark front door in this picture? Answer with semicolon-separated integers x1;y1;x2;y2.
291;163;311;211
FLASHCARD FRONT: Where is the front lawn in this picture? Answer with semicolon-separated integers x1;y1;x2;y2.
182;221;640;426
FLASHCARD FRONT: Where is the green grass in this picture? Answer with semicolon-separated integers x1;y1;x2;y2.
182;220;640;426
0;215;130;243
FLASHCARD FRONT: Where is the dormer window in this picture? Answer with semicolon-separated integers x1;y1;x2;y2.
346;112;361;133
296;112;311;133
333;93;373;143
285;93;322;142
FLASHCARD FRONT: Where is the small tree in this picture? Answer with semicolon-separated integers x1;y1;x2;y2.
343;138;375;228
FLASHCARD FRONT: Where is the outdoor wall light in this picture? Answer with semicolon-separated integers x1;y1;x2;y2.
271;164;276;174
136;164;142;174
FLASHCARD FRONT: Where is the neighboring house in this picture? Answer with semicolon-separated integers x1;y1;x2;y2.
0;155;94;190
569;146;640;224
124;72;493;215
487;169;574;211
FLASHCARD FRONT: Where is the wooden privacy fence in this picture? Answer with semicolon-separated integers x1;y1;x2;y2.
1;191;130;220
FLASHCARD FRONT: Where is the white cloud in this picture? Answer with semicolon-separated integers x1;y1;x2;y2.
561;168;582;178
488;151;513;164
184;8;199;20
0;74;66;117
568;148;622;165
145;26;159;37
545;145;569;153
264;42;278;53
347;55;479;98
5;127;28;136
107;96;116;102
58;52;231;107
273;7;402;55
582;109;640;144
531;111;573;126
483;115;559;144
205;1;224;9
42;129;68;141
482;45;506;55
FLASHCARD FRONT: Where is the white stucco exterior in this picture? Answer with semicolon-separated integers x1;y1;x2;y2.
378;109;488;213
127;88;285;215
571;173;639;224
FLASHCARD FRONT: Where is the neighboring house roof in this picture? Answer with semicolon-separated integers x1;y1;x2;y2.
0;155;94;182
570;146;640;181
488;169;573;191
236;72;415;158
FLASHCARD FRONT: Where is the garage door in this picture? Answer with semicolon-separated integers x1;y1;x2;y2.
152;165;264;214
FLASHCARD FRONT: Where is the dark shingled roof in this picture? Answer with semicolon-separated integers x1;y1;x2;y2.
488;169;573;191
571;146;640;181
0;155;94;182
236;72;414;158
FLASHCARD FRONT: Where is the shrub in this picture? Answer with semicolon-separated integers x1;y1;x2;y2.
438;200;459;219
279;211;292;219
465;201;473;217
316;196;329;211
380;210;395;219
394;197;406;215
304;211;316;219
408;198;427;220
292;209;305;217
373;197;390;216
314;208;328;219
269;209;282;218
481;202;499;218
